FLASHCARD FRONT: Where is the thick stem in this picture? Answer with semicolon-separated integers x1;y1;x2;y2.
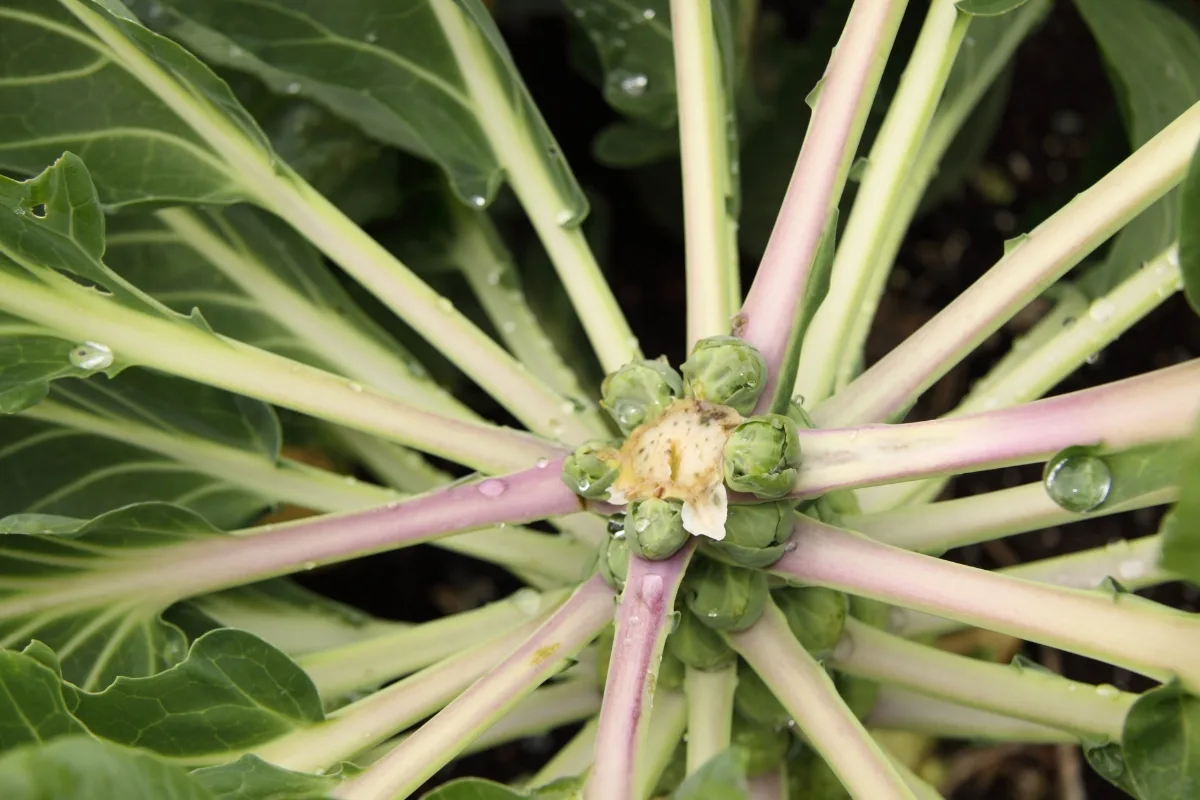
740;0;910;411
684;664;737;774
587;543;696;800
869;687;1074;743
816;102;1200;426
153;207;473;420
790;360;1200;497
831;619;1133;740
527;716;599;788
859;243;1183;511
671;0;737;347
254;610;550;771
0;463;583;619
847;480;1177;553
728;601;916;799
457;679;601;757
297;588;571;700
892;534;1173;638
635;689;688;800
428;2;638;374
797;0;969;404
332;576;614;800
771;518;1200;690
0;270;560;474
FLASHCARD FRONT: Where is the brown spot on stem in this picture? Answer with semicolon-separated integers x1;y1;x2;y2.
531;643;560;667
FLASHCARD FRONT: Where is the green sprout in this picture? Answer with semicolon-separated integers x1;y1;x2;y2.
600;358;684;434
624;497;690;560
683;557;770;632
680;336;767;414
560;440;622;499
723;414;801;498
666;606;736;670
705;500;793;568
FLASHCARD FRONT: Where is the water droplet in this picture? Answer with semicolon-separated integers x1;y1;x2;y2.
1044;453;1112;512
629;615;640;625
437;297;453;311
1085;351;1100;365
535;457;550;469
13;207;25;216
303;561;316;571
612;527;625;540
634;517;650;534
512;588;542;616
229;45;245;58
619;72;649;97
1095;683;1119;699
365;31;378;43
1088;299;1115;323
478;478;508;498
832;635;855;661
486;268;503;285
348;381;363;393
1167;245;1181;269
500;320;517;334
285;81;302;94
784;541;797;552
641;574;664;604
69;341;113;370
642;8;656;19
313;767;326;777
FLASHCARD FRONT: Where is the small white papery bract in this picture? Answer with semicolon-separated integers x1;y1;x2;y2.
609;399;741;540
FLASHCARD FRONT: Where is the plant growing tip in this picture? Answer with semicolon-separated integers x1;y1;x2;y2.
681;336;768;414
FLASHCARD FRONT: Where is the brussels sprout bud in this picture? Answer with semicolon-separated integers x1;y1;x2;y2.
600;359;683;434
704;501;793;568
773;586;848;658
722;414;801;498
684;557;769;632
598;531;630;590
734;662;790;727
625;497;689;560
680;335;767;414
665;606;735;670
837;673;879;722
561;440;622;500
732;714;790;777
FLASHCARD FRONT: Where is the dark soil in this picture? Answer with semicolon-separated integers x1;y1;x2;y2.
297;1;1200;797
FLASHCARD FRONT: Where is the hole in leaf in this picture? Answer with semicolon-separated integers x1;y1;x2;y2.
31;204;46;218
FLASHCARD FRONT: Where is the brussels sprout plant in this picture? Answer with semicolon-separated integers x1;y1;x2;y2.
0;0;1199;798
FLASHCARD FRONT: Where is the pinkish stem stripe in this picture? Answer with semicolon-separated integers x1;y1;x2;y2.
789;359;1200;497
740;0;906;410
0;462;585;619
771;517;1200;690
587;542;697;800
334;575;615;800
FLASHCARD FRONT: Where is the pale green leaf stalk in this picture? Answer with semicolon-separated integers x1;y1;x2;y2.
671;0;739;347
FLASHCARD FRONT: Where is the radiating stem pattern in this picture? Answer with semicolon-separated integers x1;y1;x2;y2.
684;664;737;773
772;519;1200;689
869;688;1074;743
334;576;614;800
816;102;1200;426
588;544;695;800
831;619;1134;740
740;0;910;410
729;601;916;799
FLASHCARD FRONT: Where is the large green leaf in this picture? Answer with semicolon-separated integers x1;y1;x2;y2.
673;749;749;799
0;503;221;689
1122;680;1200;798
0;315;95;414
1161;419;1200;584
1073;0;1200;297
1181;138;1200;315
135;0;581;209
0;0;270;209
0;642;89;753
58;629;324;762
192;755;341;800
0;736;215;799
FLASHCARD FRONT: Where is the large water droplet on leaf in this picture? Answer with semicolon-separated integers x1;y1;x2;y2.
1044;452;1111;512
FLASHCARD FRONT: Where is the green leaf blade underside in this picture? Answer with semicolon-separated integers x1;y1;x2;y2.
0;324;90;415
0;503;221;689
673;749;750;799
1121;680;1200;799
192;755;342;800
136;0;580;209
0;644;89;753
61;628;324;762
0;0;266;209
1072;0;1200;298
1161;418;1200;585
563;0;678;128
